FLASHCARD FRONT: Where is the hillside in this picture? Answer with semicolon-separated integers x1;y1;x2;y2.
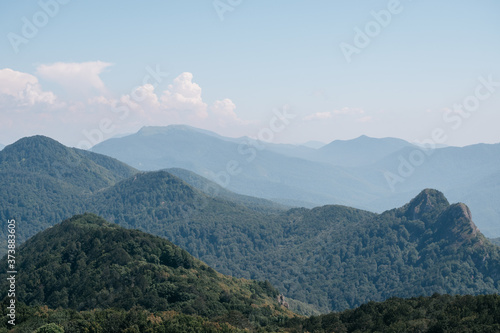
0;214;293;331
4;292;500;332
86;173;500;313
0;136;137;254
166;167;289;213
286;294;500;332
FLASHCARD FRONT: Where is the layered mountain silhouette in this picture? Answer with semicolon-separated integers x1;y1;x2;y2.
91;125;500;236
2;135;500;314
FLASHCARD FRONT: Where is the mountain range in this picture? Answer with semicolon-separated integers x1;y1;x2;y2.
2;136;500;315
2;213;500;332
91;125;500;237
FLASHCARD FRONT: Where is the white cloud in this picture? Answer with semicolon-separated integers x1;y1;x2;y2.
304;108;366;121
0;68;57;106
160;72;208;119
304;111;334;121
333;107;364;115
0;67;253;146
209;98;247;126
36;61;113;97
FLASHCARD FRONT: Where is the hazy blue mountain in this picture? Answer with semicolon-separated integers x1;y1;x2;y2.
91;125;383;208
166;167;289;213
0;143;4;151
301;140;326;149
316;135;415;167
91;125;500;236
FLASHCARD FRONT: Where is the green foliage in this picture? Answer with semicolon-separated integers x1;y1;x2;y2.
34;323;65;333
286;294;500;332
490;237;500;246
3;294;500;332
0;136;137;256
88;180;500;313
0;214;292;330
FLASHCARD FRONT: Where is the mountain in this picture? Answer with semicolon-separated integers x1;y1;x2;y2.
491;238;500;246
166;167;289;213
85;175;500;312
3;136;500;314
301;140;326;149
0;213;294;331
0;136;137;254
91;125;381;208
364;142;500;236
93;125;500;236
316;135;414;167
0;143;4;151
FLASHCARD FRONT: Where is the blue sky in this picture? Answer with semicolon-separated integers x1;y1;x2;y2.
1;0;499;148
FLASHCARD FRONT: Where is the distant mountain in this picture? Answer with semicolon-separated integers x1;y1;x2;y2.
91;125;380;208
166;167;289;213
317;135;414;167
92;126;500;237
301;140;326;149
0;213;293;330
0;143;4;151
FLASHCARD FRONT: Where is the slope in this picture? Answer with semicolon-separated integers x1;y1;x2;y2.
0;136;138;255
0;213;293;329
85;177;500;313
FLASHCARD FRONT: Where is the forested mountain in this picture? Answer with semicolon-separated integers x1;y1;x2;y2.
2;136;500;315
0;136;137;252
0;214;293;332
91;125;500;236
491;238;500;246
89;177;500;312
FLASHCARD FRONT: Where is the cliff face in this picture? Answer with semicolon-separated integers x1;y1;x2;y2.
434;203;480;243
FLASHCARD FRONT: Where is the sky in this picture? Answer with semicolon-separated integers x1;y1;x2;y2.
1;0;499;148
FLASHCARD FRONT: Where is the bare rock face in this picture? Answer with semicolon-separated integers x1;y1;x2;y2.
277;294;289;309
434;202;482;244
